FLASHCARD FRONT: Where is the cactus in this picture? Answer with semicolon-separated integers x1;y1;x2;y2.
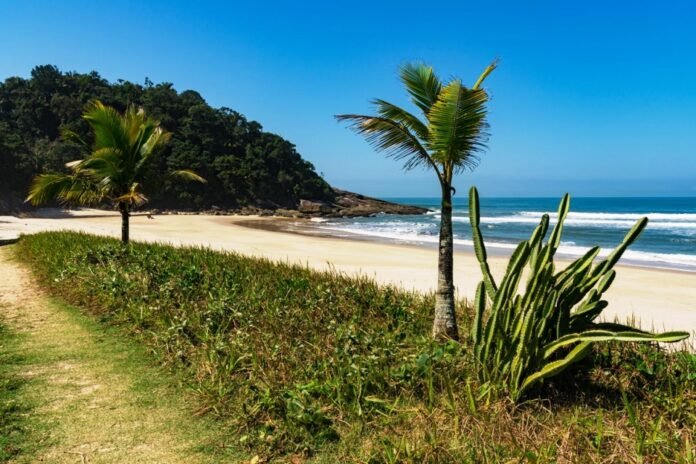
468;187;690;401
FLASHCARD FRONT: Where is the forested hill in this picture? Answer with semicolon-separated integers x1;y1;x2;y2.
0;65;335;211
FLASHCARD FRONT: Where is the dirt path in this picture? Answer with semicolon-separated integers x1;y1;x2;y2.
0;246;238;463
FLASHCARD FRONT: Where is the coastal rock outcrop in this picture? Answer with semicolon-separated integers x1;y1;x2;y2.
154;189;429;219
324;189;428;217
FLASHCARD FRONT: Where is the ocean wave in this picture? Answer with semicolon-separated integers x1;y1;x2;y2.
321;221;438;238
450;215;696;230
520;211;696;222
314;222;696;271
317;224;440;243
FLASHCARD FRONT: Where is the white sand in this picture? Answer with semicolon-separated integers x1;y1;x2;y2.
2;209;694;339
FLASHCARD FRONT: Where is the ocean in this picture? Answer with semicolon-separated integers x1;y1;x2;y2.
310;197;696;272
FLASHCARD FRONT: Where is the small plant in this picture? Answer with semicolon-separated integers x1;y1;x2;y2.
468;186;690;401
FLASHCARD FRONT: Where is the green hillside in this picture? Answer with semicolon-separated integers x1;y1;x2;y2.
0;65;334;211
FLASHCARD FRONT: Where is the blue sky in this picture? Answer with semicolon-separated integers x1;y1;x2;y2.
1;0;695;197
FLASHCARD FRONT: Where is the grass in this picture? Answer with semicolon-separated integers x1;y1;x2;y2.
0;247;246;463
15;231;696;463
0;320;38;462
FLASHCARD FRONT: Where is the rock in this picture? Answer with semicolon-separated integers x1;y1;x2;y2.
318;190;429;217
4;187;428;220
275;209;303;218
298;199;333;214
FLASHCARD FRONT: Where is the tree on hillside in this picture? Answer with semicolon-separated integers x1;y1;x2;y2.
26;100;205;243
336;61;496;340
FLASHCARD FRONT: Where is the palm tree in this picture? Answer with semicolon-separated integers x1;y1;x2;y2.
26;100;205;243
336;61;496;340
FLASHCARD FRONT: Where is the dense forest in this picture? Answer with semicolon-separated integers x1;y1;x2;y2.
0;65;335;211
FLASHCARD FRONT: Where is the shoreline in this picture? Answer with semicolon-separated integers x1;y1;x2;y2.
1;209;695;337
234;216;696;276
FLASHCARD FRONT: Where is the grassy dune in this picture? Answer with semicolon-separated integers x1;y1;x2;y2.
15;232;696;463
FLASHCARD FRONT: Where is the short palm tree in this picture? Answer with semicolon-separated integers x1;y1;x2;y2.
337;61;496;340
27;100;205;243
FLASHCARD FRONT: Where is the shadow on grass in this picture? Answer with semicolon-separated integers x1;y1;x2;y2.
524;340;696;413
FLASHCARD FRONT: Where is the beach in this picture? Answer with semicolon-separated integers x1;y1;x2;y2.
2;209;694;338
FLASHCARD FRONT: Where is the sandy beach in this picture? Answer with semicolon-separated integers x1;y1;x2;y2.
2;209;694;338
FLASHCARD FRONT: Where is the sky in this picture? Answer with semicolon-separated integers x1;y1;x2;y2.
1;0;695;197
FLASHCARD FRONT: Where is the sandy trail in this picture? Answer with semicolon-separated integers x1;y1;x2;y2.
0;246;231;464
1;210;695;338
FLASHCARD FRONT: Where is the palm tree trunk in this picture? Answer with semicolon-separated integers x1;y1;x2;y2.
432;184;458;340
119;202;129;244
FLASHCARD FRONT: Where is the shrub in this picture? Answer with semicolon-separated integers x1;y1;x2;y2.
468;187;689;401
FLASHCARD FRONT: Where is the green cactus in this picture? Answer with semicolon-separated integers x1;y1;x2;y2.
468;187;690;401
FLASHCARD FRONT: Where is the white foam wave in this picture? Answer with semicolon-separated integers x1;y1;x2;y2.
520;211;696;222
314;222;696;271
449;215;696;231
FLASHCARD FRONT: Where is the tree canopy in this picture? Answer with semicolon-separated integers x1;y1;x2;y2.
0;65;334;210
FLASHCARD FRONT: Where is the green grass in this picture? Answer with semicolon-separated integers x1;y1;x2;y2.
16;231;696;463
0;261;247;463
0;322;36;462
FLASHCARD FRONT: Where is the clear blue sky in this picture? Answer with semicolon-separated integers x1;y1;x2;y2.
1;0;695;197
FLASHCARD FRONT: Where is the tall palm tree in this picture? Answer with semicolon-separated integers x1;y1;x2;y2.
336;61;496;340
26;100;205;243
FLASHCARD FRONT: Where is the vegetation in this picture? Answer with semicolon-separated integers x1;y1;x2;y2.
0;322;36;462
0;260;246;463
0;65;334;211
26;101;205;242
468;187;690;401
336;62;496;340
16;232;696;462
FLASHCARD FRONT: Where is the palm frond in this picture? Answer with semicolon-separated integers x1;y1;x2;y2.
399;63;442;117
83;101;131;153
58;177;107;205
473;59;499;90
372;99;429;141
335;114;437;173
114;184;149;206
170;169;207;183
60;128;89;148
427;81;490;172
139;126;171;161
65;159;85;169
124;105;148;142
80;147;122;174
26;174;74;206
26;173;104;206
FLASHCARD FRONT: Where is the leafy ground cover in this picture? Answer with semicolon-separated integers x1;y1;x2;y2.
15;232;696;463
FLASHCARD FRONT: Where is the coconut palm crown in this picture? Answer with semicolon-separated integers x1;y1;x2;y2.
336;61;497;340
26;100;205;243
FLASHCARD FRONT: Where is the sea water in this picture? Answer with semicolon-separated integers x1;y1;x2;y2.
311;197;696;272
